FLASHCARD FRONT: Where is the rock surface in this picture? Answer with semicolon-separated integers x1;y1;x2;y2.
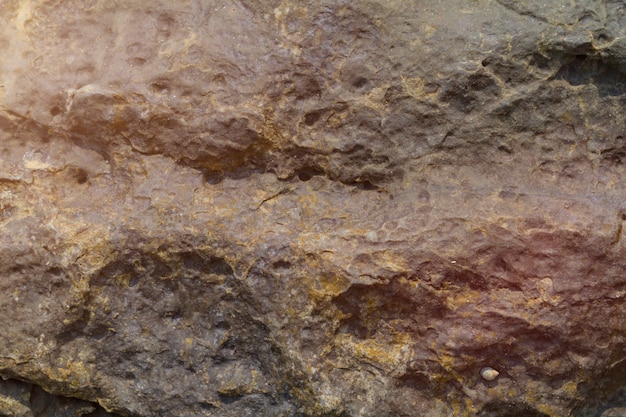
1;0;626;416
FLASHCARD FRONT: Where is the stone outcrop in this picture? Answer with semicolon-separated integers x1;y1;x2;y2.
1;1;625;416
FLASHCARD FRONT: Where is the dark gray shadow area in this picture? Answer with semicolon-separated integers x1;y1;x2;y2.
0;378;120;417
555;54;626;97
572;357;626;417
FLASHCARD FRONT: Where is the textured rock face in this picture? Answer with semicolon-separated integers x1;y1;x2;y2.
1;0;626;416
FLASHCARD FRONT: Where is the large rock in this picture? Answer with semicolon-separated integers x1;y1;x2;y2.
1;0;625;416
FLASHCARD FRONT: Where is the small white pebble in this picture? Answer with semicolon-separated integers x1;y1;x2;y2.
480;367;500;381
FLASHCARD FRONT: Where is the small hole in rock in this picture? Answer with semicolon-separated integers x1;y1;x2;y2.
357;180;378;191
595;32;612;43
50;106;62;116
151;80;170;94
273;260;292;269
74;168;88;184
304;111;322;126
352;77;368;89
202;169;223;184
296;167;324;182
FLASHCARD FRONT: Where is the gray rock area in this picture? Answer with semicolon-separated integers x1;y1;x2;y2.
1;0;626;416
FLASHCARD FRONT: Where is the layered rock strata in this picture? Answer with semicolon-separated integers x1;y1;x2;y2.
1;1;626;416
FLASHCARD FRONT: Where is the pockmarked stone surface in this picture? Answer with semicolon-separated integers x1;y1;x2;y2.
1;1;626;416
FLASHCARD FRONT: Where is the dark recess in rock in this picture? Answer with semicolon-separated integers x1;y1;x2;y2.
477;401;551;417
555;54;626;97
0;378;119;417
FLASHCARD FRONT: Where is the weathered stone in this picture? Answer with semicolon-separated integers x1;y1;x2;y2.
0;1;625;416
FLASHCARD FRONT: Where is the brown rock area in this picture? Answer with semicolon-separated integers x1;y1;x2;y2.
1;0;626;416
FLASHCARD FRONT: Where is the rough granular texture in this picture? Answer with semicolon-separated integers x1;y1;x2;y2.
0;1;625;416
